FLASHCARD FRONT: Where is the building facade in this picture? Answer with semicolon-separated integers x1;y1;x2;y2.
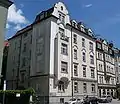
114;48;120;85
0;0;12;81
6;2;97;103
96;39;116;97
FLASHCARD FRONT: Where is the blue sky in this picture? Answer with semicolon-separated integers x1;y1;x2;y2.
6;0;120;48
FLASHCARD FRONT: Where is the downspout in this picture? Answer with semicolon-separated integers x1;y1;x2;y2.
71;27;73;98
16;35;22;89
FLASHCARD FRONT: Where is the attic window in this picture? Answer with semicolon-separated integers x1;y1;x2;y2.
61;6;63;10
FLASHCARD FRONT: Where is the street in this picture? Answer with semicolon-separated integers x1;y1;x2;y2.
99;99;120;104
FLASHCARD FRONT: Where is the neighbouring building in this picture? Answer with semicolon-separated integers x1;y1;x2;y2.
96;39;116;97
0;0;13;83
6;2;97;103
114;48;120;85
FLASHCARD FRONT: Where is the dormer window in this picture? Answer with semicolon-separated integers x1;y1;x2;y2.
81;25;85;32
88;29;93;36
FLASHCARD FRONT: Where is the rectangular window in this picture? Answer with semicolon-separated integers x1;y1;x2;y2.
91;84;95;93
74;82;78;93
61;43;68;55
59;13;65;24
74;64;78;76
83;83;87;93
89;42;93;50
23;43;26;52
83;52;86;62
74;49;77;59
21;73;25;83
61;61;68;73
91;69;95;78
73;34;77;44
82;38;85;47
83;67;86;77
22;57;26;67
90;55;94;64
59;28;65;36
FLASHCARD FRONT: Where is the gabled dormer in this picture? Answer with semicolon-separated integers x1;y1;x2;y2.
88;28;94;37
70;20;77;28
52;2;70;25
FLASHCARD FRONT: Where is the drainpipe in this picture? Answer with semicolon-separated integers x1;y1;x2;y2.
71;27;73;98
16;35;22;89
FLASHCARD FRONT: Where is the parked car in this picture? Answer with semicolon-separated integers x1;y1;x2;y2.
83;97;98;104
98;95;112;103
65;98;83;104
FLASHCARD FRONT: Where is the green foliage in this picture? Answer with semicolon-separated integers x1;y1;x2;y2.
0;88;35;95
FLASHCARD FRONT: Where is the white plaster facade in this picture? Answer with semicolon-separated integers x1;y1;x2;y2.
6;2;97;103
0;0;12;81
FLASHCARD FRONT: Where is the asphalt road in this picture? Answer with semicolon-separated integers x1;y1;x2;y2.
99;99;120;104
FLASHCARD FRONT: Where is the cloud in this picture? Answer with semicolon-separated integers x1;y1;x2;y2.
7;4;28;24
85;4;92;8
6;23;10;29
14;24;22;31
20;4;24;8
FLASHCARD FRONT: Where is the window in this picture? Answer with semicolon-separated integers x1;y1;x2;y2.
99;64;101;71
23;43;26;52
61;43;68;55
90;55;94;64
111;78;114;84
98;52;100;59
83;83;87;93
83;67;86;77
61;61;68;73
89;42;93;50
107;66;109;72
83;52;86;62
101;64;102;71
99;76;103;84
91;69;95;78
24;32;28;38
21;73;25;83
107;89;110;95
60;98;64;103
73;34;77;44
82;38;85;47
22;57;26;67
74;64;78;76
58;81;65;92
59;28;65;36
74;49;77;59
59;13;65;24
91;84;95;93
97;42;102;49
74;82;78;93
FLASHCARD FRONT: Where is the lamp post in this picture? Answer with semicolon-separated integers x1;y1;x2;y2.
3;80;6;104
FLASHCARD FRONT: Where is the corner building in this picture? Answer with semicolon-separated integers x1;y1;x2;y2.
6;2;97;103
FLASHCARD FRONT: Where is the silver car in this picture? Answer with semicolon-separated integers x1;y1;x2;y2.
99;95;112;103
65;98;83;104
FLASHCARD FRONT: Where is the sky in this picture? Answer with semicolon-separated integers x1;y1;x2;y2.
6;0;120;48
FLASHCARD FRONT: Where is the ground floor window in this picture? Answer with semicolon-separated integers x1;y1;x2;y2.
60;98;64;103
103;89;106;95
58;81;65;92
74;82;78;93
91;84;95;93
